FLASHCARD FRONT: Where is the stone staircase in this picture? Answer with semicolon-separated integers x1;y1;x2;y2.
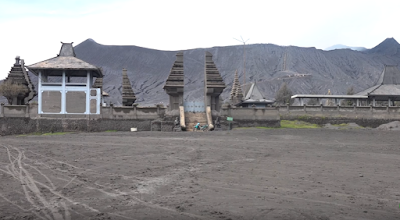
185;112;207;131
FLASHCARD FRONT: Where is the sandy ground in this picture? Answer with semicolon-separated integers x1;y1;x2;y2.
0;129;399;220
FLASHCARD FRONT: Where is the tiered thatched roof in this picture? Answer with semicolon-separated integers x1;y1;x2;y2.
357;65;400;100
28;42;103;77
205;52;225;91
163;52;184;90
121;69;136;106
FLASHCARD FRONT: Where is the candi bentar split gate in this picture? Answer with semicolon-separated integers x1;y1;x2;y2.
163;52;225;131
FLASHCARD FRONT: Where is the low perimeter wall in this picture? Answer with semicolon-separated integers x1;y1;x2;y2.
3;103;400;135
0;117;178;136
0;103;166;119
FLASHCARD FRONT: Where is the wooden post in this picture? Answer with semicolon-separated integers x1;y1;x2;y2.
38;71;42;114
86;71;91;114
61;71;66;114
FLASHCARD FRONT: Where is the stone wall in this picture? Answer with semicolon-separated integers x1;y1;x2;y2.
219;106;281;129
0;104;168;136
3;103;400;136
0;104;165;119
0;117;155;136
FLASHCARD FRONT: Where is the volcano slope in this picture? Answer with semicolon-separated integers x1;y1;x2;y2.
73;38;400;105
0;129;399;220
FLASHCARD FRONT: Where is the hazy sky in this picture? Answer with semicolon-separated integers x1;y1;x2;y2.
1;0;399;80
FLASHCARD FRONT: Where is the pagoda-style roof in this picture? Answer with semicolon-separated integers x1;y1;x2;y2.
27;42;103;77
121;69;136;106
3;56;36;104
205;52;225;90
163;52;184;90
357;65;400;98
241;82;274;104
230;70;243;98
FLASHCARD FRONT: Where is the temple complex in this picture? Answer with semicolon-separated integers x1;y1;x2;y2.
204;52;225;112
27;42;103;114
163;52;184;111
2;56;36;105
121;69;136;106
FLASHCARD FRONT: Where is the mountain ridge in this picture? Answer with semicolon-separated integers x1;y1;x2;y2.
2;38;400;106
325;44;367;51
73;38;400;106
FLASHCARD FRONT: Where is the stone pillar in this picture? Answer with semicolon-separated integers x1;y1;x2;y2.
109;104;114;119
0;103;4;117
163;52;184;112
25;105;29;117
204;52;226;112
133;103;138;119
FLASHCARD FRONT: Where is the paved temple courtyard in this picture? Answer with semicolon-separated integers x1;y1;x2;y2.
0;129;399;220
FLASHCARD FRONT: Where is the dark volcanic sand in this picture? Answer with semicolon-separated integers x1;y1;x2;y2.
0;129;399;220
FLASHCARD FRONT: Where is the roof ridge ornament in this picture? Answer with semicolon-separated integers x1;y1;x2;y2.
58;42;76;57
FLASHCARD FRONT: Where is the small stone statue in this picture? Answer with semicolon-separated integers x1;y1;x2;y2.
174;117;180;127
173;117;182;132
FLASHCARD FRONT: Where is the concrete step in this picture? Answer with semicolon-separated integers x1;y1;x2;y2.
184;112;208;131
187;122;209;132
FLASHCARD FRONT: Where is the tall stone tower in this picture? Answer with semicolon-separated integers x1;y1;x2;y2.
229;70;243;105
163;52;184;111
204;52;225;112
121;69;136;106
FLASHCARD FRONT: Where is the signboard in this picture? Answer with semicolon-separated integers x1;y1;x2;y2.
227;117;233;121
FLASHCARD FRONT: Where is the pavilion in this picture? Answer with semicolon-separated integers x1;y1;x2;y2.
291;65;400;106
27;42;103;114
239;82;275;107
229;71;274;107
356;65;400;106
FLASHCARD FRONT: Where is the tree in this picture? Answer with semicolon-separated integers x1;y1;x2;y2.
275;82;294;105
340;86;355;106
0;81;28;105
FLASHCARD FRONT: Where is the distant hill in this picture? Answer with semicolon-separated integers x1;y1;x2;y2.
325;44;367;51
368;37;400;55
2;38;400;106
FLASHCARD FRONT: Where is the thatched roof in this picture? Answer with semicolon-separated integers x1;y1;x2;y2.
241;82;274;104
357;65;400;97
27;42;103;77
